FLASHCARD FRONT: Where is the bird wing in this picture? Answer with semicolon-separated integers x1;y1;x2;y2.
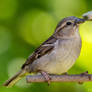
22;35;57;69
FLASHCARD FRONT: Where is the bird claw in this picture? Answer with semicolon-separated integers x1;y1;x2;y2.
80;71;88;76
78;71;91;84
62;72;68;75
80;71;91;80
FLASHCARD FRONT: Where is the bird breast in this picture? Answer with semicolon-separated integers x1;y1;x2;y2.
30;36;81;74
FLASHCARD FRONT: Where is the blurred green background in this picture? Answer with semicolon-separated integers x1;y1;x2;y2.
1;0;92;92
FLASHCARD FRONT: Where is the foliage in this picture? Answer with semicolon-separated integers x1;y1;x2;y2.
0;0;92;92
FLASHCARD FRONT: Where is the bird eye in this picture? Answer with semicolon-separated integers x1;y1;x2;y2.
66;22;72;25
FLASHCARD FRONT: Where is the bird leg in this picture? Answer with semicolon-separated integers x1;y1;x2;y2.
40;71;51;85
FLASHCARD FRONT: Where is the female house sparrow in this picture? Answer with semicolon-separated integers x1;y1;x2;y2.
3;16;85;87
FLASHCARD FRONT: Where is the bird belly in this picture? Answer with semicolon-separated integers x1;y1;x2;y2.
41;47;77;74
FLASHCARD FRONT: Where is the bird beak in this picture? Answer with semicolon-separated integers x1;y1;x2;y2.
75;18;85;24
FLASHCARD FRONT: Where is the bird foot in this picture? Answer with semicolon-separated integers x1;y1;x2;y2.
80;71;91;80
80;71;88;75
40;71;51;86
78;71;91;84
62;72;68;75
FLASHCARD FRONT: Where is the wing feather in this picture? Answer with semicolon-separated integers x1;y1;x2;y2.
22;35;57;69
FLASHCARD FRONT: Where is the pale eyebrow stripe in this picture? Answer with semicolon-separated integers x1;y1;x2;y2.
55;22;67;33
55;20;74;33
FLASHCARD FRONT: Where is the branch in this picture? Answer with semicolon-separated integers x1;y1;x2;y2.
26;74;92;83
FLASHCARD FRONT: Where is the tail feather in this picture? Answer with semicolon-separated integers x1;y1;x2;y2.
3;69;26;87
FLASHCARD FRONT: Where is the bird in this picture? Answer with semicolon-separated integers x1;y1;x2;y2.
3;16;85;87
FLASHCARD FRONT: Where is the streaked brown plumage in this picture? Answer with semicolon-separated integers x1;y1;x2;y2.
3;16;85;87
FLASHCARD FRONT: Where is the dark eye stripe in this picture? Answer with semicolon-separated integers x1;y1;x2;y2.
55;24;67;33
55;21;72;33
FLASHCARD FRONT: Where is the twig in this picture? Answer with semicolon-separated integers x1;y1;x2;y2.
26;74;92;83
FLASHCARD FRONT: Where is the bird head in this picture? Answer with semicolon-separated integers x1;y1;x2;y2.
54;16;85;38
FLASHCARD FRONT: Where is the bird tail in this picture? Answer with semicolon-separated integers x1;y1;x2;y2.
3;69;27;87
